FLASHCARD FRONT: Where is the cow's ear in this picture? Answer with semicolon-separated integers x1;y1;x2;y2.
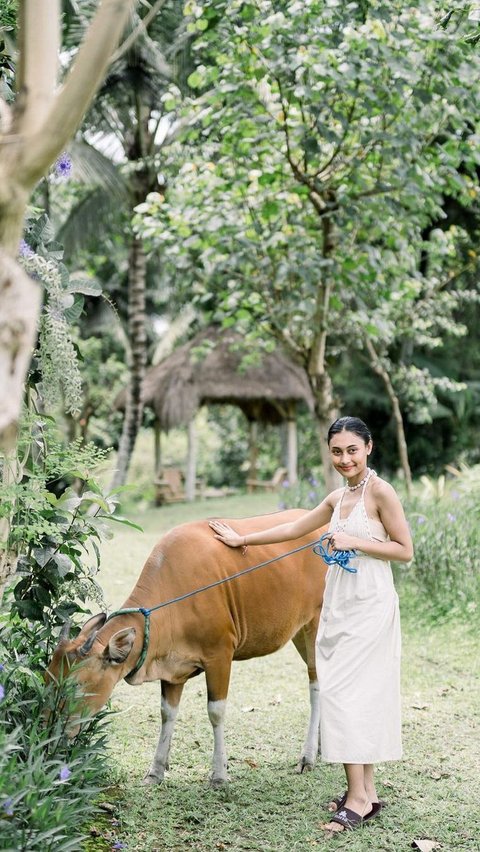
105;628;136;664
77;613;107;641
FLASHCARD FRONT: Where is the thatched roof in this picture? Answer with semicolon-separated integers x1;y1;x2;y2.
116;327;314;430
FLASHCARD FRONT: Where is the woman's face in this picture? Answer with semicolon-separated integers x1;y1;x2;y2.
328;429;372;480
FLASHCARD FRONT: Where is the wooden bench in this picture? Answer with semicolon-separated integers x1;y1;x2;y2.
154;467;186;505
246;466;288;494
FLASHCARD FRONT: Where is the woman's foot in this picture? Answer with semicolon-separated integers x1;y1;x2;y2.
321;797;372;834
324;791;347;812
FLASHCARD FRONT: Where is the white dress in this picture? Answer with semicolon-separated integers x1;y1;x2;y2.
316;474;402;764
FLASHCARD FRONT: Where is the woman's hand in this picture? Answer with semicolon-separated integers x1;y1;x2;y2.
209;520;244;548
328;531;358;552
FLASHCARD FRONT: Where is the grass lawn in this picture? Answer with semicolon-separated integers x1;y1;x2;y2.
84;494;479;852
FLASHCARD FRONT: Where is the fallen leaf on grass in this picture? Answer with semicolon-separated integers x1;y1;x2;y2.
98;802;116;814
412;839;442;851
244;758;258;769
429;771;450;781
411;702;429;710
241;705;255;712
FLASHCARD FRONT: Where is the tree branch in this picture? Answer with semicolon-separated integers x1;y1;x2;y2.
109;0;168;65
16;0;60;136
22;0;137;187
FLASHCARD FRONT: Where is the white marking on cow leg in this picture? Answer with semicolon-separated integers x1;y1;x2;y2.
207;699;228;785
143;696;179;785
295;679;320;773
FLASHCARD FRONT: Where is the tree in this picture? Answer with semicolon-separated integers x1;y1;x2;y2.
53;1;197;487
0;0;138;453
136;0;480;489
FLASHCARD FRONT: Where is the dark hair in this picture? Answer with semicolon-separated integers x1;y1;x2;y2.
327;416;372;446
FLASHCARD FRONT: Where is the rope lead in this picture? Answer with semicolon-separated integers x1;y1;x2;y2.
105;531;357;679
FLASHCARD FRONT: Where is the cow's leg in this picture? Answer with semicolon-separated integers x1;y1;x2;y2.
291;620;321;773
144;681;184;784
204;658;232;786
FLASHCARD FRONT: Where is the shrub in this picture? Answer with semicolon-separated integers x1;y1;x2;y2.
404;468;480;621
0;412;136;850
0;618;110;851
276;472;326;511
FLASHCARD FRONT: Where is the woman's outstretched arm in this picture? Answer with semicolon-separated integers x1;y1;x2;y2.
209;495;336;549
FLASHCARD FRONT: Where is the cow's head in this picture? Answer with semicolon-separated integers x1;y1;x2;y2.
46;613;136;732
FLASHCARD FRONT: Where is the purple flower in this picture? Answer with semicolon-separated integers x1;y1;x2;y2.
54;153;72;179
0;684;5;701
417;516;426;525
0;663;4;671
309;477;318;487
447;513;456;522
19;239;35;258
282;479;289;488
308;491;317;502
112;843;126;850
59;765;71;781
2;798;13;817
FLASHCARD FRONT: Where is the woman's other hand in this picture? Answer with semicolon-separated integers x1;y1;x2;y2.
209;520;244;548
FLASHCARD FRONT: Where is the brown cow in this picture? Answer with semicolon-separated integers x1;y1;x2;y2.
47;510;328;784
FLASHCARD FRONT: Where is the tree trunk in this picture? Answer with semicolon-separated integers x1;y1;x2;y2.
0;0;137;453
0;252;43;450
365;338;413;495
286;418;298;485
306;217;341;493
185;417;197;501
311;373;341;493
110;237;147;490
247;421;258;491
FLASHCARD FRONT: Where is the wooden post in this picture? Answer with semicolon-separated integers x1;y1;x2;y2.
247;421;258;493
154;419;161;474
287;419;298;485
185;417;197;501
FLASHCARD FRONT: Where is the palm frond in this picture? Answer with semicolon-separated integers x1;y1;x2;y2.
58;186;126;259
69;137;127;192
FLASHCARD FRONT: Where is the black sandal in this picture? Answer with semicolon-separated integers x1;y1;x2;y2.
325;791;347;812
363;801;382;821
329;806;364;831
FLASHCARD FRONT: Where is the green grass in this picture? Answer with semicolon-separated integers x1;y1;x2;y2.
84;494;480;851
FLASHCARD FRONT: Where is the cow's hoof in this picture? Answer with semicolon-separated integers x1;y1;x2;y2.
295;757;315;774
143;773;164;785
209;776;229;788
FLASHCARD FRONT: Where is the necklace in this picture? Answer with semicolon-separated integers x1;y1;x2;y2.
346;468;375;492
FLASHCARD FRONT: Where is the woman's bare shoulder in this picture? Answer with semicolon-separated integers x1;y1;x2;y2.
371;475;400;503
325;485;344;508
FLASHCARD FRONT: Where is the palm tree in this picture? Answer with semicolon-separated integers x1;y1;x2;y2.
59;1;195;487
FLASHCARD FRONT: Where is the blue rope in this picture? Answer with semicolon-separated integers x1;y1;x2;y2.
313;532;358;574
107;534;358;679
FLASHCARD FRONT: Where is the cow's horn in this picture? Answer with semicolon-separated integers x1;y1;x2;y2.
59;620;71;644
78;631;97;657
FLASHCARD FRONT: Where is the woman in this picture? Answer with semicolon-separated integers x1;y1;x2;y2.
209;416;413;834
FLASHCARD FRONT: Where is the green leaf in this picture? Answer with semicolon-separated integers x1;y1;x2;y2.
68;278;102;296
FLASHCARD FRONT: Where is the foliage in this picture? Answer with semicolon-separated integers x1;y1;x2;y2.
0;411;139;630
277;471;325;511
20;209;102;417
135;0;480;469
400;465;480;620
0;616;110;851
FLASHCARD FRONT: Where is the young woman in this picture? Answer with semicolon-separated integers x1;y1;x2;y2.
209;416;413;834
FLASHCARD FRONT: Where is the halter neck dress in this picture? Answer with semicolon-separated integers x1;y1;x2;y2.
315;472;402;763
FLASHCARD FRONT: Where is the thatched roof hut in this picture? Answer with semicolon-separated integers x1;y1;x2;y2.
117;326;313;429
116;327;314;498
